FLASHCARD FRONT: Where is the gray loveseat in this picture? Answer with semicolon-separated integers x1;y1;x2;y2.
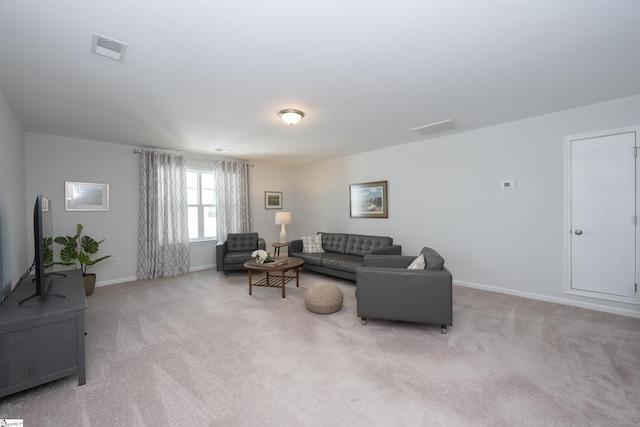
356;247;453;333
287;232;402;281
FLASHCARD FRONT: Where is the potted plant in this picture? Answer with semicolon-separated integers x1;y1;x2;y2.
54;224;111;296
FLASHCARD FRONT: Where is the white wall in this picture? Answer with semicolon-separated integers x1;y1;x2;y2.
0;89;27;298
25;133;140;285
291;95;640;318
251;163;295;255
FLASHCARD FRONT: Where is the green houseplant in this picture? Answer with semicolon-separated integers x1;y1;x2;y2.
54;224;111;296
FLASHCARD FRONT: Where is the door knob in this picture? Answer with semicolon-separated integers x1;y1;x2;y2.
575;229;583;235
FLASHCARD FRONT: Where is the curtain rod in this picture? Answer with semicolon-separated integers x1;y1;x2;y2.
132;149;253;166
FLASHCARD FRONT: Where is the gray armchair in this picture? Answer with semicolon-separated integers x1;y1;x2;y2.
216;233;266;277
356;247;453;333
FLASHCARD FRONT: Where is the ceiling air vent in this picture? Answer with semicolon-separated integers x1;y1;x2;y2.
91;33;128;62
411;119;460;136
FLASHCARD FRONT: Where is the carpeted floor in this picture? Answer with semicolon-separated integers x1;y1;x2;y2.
1;269;640;426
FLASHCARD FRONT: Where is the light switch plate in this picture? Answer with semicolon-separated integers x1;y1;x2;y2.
501;180;514;189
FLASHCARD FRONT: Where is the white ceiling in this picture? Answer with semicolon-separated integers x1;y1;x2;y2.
1;0;639;166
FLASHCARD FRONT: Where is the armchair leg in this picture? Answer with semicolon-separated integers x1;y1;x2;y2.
361;317;367;326
441;325;447;334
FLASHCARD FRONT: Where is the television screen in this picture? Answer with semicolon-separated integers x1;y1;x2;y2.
41;195;54;292
19;195;63;305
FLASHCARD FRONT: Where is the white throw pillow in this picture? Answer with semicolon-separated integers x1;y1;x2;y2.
407;253;425;270
302;234;325;253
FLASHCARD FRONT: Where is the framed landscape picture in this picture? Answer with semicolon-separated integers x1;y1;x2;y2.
349;181;388;218
265;191;283;209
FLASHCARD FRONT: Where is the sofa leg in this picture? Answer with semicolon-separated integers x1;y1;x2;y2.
441;325;447;334
361;317;367;326
224;272;228;278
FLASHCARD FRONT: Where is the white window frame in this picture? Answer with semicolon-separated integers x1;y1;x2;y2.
187;168;216;242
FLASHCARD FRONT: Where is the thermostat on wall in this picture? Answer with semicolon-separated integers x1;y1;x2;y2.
501;180;514;189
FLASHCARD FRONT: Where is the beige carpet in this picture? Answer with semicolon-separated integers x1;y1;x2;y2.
1;269;640;426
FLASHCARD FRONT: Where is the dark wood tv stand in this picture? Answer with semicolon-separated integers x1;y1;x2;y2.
0;269;87;398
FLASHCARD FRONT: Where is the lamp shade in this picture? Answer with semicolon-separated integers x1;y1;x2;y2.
275;211;292;225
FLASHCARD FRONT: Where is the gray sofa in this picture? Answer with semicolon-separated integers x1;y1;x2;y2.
287;232;402;281
356;247;453;333
216;232;266;276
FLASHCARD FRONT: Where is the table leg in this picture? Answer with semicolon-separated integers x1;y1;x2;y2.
248;270;253;295
295;267;299;287
281;270;286;298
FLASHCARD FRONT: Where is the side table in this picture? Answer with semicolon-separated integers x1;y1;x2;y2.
272;242;287;257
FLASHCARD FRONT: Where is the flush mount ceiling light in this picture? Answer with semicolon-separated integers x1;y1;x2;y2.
278;109;305;126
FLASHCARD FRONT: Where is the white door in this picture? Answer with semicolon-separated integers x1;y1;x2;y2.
570;131;637;298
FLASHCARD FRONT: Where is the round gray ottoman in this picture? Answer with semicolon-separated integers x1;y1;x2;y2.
305;283;343;314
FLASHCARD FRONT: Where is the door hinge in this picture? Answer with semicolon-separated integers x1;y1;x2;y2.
635;147;638;157
635;215;638;225
636;283;638;293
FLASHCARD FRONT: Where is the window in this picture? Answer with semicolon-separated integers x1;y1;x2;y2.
187;169;216;241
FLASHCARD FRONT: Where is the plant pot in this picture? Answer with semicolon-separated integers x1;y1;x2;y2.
82;273;96;296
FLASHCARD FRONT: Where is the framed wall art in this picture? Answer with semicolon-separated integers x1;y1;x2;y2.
65;181;110;211
265;191;283;209
349;181;388;218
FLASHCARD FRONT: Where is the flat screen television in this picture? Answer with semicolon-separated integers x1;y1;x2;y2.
19;194;64;305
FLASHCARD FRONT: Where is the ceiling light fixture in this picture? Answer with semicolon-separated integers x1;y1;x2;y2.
278;109;304;126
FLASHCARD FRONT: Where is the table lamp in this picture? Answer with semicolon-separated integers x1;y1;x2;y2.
275;212;292;243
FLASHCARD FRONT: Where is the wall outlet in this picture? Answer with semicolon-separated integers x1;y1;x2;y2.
114;257;121;265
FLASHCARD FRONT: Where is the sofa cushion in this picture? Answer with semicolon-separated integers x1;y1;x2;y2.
321;253;364;274
320;232;349;254
345;234;393;256
302;234;325;253
290;252;325;266
227;233;258;251
407;254;425;269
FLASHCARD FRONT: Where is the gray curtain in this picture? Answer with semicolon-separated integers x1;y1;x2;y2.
137;151;190;279
215;160;252;241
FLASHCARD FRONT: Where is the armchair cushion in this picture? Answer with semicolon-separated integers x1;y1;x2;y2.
422;247;445;270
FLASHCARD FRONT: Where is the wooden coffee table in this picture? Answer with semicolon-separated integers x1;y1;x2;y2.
243;257;304;298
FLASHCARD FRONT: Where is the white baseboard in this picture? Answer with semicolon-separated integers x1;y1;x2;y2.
454;279;640;319
189;264;215;272
95;264;216;288
96;276;138;287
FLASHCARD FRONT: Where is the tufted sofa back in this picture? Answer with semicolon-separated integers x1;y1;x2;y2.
318;232;393;256
319;233;349;253
345;234;394;256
